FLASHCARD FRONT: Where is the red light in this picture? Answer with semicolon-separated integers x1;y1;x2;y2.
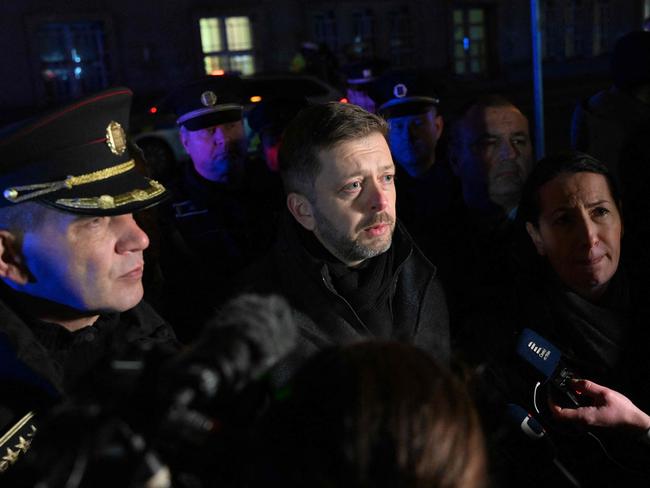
211;69;226;76
340;97;349;103
149;106;158;114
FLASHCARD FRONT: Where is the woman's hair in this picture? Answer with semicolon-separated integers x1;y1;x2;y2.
257;341;486;488
517;150;621;227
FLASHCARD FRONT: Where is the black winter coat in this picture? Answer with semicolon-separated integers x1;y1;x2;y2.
239;214;450;367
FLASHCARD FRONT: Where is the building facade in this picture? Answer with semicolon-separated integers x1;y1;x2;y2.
0;0;645;117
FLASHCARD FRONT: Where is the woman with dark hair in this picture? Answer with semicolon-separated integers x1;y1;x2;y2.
253;341;486;488
479;151;650;486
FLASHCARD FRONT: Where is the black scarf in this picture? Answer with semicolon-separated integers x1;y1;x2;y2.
299;225;396;337
532;269;632;382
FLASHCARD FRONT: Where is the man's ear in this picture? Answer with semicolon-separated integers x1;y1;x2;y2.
434;114;444;140
179;126;190;152
0;230;29;285
525;222;546;256
286;192;315;231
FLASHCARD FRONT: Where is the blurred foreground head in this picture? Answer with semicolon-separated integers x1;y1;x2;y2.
257;341;486;488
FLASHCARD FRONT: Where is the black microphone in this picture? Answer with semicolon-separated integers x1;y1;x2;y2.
158;293;297;445
181;292;297;390
507;403;582;487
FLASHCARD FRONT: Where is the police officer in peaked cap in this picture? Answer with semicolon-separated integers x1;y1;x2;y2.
372;70;444;177
371;70;454;262
158;75;278;341
342;59;388;113
0;87;178;474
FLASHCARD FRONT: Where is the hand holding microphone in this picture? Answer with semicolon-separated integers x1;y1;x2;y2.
550;379;650;435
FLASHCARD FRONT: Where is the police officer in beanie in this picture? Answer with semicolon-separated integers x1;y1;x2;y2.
158;76;276;341
372;70;455;259
0;87;178;472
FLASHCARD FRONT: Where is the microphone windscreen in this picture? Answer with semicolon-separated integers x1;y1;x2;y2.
515;328;561;379
506;403;545;440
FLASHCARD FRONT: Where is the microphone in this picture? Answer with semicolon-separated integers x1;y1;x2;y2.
507;403;546;440
158;293;297;445
182;292;297;391
506;403;582;487
515;328;588;408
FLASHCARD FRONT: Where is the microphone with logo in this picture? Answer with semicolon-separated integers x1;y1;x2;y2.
515;328;591;409
506;403;582;487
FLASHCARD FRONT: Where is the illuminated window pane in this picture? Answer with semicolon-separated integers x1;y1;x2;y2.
200;18;222;52
229;54;254;75
200;15;255;75
225;16;252;50
469;9;484;23
470;26;484;40
452;7;488;76
204;55;227;74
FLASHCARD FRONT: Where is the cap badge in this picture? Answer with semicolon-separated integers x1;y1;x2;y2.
201;91;218;107
106;121;127;156
363;68;372;79
393;83;408;98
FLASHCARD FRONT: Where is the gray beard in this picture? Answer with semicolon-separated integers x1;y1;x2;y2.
312;205;393;264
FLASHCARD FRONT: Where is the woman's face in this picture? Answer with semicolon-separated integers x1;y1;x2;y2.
526;171;623;301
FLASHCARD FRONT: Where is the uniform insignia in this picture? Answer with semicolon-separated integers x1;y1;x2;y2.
201;91;218;107
393;83;408;98
0;412;37;473
362;68;372;78
106;121;127;156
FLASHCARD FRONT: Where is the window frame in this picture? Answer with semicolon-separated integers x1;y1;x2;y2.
25;13;117;106
198;14;256;75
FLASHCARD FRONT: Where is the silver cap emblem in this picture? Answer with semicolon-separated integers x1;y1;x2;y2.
200;91;218;107
393;83;408;98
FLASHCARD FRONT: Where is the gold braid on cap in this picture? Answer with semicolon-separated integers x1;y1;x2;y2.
3;160;135;204
56;179;165;210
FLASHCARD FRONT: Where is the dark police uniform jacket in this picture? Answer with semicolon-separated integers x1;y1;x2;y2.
158;160;281;341
0;292;178;475
239;213;450;367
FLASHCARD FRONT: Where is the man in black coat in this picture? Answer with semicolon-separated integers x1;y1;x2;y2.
240;102;449;364
0;88;178;472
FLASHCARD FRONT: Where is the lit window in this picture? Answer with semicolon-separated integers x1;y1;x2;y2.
36;21;110;103
199;16;254;75
452;8;488;76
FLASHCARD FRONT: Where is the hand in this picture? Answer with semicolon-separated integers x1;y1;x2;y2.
549;379;650;433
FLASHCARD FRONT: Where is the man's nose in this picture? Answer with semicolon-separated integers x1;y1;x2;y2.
499;140;520;161
115;214;150;254
367;180;389;212
212;127;230;145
